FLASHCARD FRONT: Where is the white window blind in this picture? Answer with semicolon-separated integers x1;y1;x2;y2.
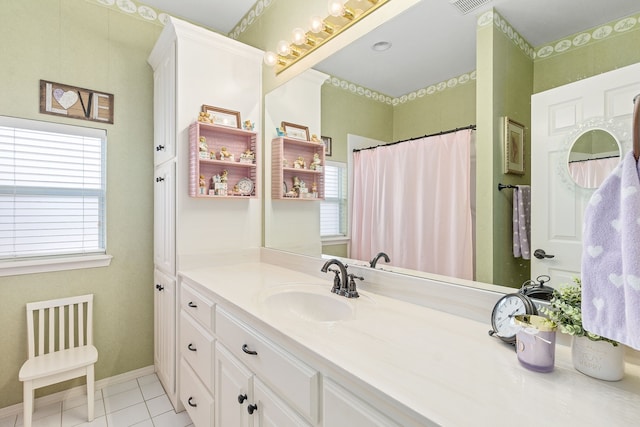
320;162;347;237
0;116;106;260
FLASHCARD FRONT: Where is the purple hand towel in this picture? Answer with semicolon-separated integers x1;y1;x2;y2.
582;151;640;350
513;185;531;259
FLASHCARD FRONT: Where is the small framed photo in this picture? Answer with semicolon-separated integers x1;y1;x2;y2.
504;117;525;175
321;136;332;156
281;121;310;141
202;105;241;129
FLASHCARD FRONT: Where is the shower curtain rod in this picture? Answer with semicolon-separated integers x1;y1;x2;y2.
352;124;476;152
568;154;620;163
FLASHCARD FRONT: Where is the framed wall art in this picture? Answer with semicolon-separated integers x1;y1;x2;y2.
202;105;241;128
321;136;332;156
504;117;525;175
281;121;309;141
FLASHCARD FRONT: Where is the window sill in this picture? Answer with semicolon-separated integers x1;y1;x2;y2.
321;236;350;245
0;254;113;277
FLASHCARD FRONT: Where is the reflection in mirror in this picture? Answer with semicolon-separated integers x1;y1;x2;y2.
567;129;620;189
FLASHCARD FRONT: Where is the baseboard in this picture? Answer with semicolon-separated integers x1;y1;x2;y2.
0;365;156;419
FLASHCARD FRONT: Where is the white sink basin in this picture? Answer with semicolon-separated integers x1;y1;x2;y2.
261;285;357;322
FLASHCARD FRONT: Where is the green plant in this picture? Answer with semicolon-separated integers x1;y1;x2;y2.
540;277;618;346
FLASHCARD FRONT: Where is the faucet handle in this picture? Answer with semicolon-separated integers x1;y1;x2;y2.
327;268;342;294
345;274;363;298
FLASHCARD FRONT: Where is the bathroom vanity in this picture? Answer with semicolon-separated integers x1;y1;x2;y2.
176;249;640;427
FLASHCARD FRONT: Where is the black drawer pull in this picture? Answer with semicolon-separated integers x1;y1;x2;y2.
242;344;258;355
238;394;247;404
156;145;165;151
188;397;197;407
188;301;198;308
155;177;164;183
188;343;197;352
155;284;164;291
247;403;258;414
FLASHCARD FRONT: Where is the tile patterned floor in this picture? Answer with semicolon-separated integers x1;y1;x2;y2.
0;374;192;427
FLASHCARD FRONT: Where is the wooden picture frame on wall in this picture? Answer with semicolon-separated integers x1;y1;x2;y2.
202;105;241;128
321;136;332;156
504;117;525;175
281;121;310;141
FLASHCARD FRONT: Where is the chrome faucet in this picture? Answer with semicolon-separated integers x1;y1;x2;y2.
321;259;348;294
369;252;390;268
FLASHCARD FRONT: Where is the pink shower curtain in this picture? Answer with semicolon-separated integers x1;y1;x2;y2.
351;129;473;280
568;157;619;188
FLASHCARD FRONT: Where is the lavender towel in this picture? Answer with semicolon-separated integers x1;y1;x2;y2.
582;151;640;350
513;185;531;259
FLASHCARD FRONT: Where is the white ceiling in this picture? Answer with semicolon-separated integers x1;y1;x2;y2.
139;0;640;97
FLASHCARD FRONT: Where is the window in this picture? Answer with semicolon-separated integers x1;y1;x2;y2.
320;162;347;238
0;116;107;268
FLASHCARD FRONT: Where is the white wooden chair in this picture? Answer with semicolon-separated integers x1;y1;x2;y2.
18;294;98;427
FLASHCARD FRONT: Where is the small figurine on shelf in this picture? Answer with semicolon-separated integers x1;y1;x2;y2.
293;156;306;169
210;151;216;160
232;184;240;195
220;169;228;183
282;158;288;168
239;148;255;164
292;176;301;194
276;127;286;137
311;134;321;143
298;180;308;198
309;153;322;170
198;112;212;123
220;146;234;162
243;120;254;131
199;174;206;194
311;181;318;198
198;137;208;159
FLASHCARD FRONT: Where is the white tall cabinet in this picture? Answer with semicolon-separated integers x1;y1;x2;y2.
148;17;263;410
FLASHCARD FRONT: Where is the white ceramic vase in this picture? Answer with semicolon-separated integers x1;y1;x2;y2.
571;336;624;381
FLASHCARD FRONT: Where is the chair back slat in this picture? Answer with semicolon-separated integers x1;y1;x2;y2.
25;294;94;357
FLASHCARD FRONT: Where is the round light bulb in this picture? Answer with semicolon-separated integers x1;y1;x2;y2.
276;40;291;56
263;51;277;66
310;16;324;33
328;0;345;17
292;28;306;45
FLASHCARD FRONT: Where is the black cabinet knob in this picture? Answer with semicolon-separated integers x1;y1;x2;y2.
155;284;164;291
247;403;258;414
155;177;165;183
237;394;247;404
156;145;165;151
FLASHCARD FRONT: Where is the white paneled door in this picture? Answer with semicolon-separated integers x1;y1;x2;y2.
531;62;640;286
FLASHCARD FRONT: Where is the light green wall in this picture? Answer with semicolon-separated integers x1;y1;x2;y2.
533;23;640;93
0;0;161;408
476;13;533;288
392;82;476;141
320;84;394;163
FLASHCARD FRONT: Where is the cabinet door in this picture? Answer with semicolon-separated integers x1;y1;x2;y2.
323;379;401;427
153;41;176;165
215;343;253;427
252;378;312;427
154;269;176;397
154;161;175;276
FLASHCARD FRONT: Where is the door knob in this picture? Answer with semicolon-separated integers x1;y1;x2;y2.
533;249;555;259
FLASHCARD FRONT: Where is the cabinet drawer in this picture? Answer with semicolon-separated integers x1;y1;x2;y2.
215;307;319;423
180;311;214;391
180;359;214;427
181;282;214;331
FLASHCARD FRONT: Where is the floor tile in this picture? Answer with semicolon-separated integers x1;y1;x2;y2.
0;414;17;427
139;380;164;401
103;388;144;415
105;403;150;427
71;416;107;427
144;394;172;418
16;402;62;426
63;391;103;411
61;399;105;427
135;374;159;387
101;380;139;398
151;410;191;427
129;420;153;427
18;412;61;427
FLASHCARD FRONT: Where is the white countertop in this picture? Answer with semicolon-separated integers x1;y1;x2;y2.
180;261;640;427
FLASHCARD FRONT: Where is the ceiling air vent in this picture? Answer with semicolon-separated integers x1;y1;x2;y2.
449;0;492;15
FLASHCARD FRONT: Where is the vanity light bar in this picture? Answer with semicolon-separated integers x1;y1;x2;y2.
264;0;390;75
